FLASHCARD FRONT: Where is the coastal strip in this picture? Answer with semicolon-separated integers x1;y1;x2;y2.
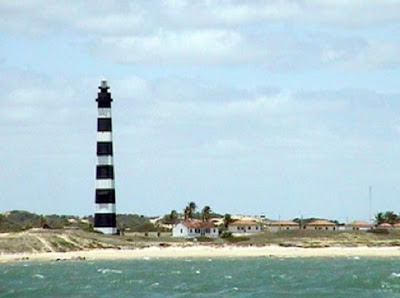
2;246;400;263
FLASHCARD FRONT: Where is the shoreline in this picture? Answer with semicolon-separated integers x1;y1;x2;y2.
2;245;400;263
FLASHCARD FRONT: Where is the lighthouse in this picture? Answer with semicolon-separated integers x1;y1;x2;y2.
94;80;117;234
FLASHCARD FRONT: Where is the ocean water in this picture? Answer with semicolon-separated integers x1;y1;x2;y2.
1;257;400;297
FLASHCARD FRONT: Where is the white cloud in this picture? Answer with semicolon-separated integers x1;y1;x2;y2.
0;69;92;131
345;40;400;70
1;1;400;70
96;29;243;64
2;1;400;35
202;138;249;157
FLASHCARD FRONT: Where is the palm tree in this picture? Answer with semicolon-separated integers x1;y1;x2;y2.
165;210;179;224
183;206;191;220
184;201;197;220
169;210;178;221
201;206;211;222
384;211;398;224
375;212;385;225
223;213;232;228
189;202;197;213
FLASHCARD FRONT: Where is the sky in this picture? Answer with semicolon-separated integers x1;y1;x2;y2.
1;1;400;222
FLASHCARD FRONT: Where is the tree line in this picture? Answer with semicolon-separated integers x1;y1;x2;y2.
375;211;400;225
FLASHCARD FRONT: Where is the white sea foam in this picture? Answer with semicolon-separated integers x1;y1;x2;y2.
225;275;232;279
97;268;122;274
33;274;44;279
391;272;400;278
195;270;201;274
128;279;144;284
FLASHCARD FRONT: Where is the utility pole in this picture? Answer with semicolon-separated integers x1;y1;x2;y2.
368;185;372;222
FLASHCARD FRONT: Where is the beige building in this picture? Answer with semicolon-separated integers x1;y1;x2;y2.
345;221;373;231
268;220;299;232
378;223;392;229
392;223;400;229
305;219;338;231
228;220;262;234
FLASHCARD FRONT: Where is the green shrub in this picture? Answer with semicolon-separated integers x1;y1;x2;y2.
220;230;232;238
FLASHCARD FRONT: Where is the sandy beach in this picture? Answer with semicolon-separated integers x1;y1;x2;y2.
2;245;400;263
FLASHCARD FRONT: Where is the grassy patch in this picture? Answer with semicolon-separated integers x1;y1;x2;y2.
224;236;250;243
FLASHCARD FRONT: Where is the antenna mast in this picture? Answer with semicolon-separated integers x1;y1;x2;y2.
368;185;372;222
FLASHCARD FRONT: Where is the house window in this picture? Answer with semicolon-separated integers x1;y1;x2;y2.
180;229;183;233
237;227;240;231
248;226;251;230
206;228;210;233
190;229;193;233
213;229;216;233
256;226;258;230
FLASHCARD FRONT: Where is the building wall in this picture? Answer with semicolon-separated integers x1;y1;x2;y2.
172;224;219;237
172;224;189;237
269;225;299;232
344;226;372;231
228;225;262;234
305;226;337;231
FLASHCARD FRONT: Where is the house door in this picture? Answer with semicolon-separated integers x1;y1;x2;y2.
201;229;205;236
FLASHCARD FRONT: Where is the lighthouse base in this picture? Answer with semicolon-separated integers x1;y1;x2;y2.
94;227;117;235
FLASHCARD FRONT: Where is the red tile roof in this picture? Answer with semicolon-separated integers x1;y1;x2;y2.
269;221;299;227
306;219;337;227
181;220;216;228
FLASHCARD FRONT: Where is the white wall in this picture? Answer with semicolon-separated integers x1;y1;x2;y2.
269;225;299;232
305;226;337;231
172;223;189;237
172;224;219;238
228;225;262;234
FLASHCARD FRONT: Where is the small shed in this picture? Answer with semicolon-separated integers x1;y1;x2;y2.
392;223;400;229
345;221;373;231
269;220;299;232
228;220;262;234
305;219;338;231
378;223;392;229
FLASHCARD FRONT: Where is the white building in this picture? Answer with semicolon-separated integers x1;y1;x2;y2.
228;220;262;234
172;220;219;238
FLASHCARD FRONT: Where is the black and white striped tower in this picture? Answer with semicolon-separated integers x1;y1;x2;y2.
94;80;117;234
